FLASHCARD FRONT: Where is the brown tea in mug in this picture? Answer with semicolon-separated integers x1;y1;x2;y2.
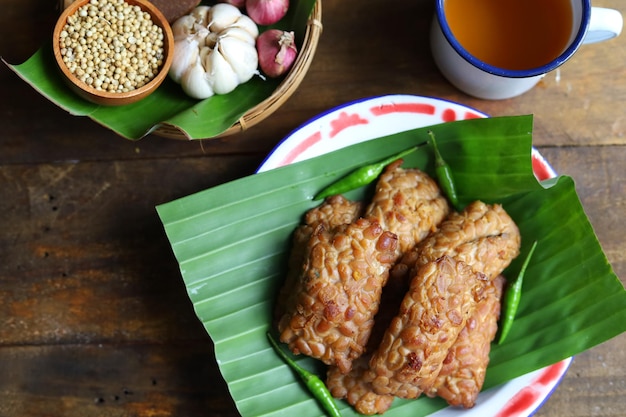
444;0;573;70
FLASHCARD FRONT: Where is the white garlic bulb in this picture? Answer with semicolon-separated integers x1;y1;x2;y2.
169;3;259;99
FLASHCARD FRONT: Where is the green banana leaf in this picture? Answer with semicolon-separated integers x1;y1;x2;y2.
156;115;626;417
3;0;317;140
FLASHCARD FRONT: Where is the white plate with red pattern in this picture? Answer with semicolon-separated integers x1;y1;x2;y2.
258;94;570;417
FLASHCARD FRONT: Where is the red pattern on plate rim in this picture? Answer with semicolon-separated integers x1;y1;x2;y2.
370;102;437;116
532;154;554;181
442;108;457;122
277;102;488;166
441;108;484;122
329;111;369;138
280;131;322;165
495;359;570;417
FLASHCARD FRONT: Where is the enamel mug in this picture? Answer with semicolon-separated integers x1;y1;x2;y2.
430;0;623;100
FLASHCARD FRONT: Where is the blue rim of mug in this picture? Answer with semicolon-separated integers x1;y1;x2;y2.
435;0;592;78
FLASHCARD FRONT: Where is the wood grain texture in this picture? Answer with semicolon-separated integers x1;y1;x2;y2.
0;343;236;417
0;0;624;416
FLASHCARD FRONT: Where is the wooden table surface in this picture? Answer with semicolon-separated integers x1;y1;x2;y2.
1;0;625;416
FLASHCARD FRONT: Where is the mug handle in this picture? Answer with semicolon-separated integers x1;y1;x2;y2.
583;7;623;44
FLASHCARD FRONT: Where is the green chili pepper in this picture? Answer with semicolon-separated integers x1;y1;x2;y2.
428;131;460;210
313;145;421;201
498;240;538;344
267;332;343;417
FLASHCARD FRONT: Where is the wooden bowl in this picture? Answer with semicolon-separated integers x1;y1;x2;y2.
52;0;174;106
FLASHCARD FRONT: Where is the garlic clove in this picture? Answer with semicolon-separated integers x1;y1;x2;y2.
204;47;240;95
207;3;242;33
199;45;212;62
231;14;259;39
172;15;197;41
205;31;219;49
191;5;211;26
218;37;259;83
181;55;214;100
219;27;257;46
193;25;211;47
170;37;200;84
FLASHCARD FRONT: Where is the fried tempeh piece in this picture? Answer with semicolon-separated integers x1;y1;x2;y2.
399;201;521;282
305;195;365;229
324;164;450;412
364;161;450;258
365;256;488;399
278;216;398;373
327;355;395;415
274;195;363;323
325;266;410;415
426;275;506;408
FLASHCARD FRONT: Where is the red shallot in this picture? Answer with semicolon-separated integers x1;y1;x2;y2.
256;29;298;78
246;0;289;25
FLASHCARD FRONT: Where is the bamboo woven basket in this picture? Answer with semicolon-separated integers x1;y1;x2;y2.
154;0;323;140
